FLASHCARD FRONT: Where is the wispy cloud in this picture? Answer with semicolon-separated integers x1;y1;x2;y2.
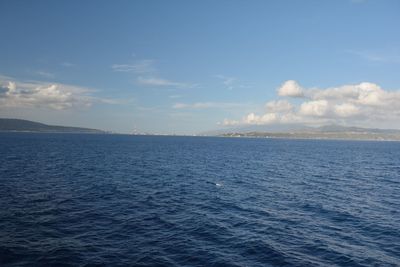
0;76;121;110
169;94;183;99
61;62;75;67
137;77;193;88
112;59;156;74
36;71;55;78
215;74;252;91
350;0;367;4
346;49;400;63
223;80;400;128
215;75;237;90
173;102;248;110
112;59;195;89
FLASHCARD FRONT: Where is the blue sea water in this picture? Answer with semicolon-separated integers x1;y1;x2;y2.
0;133;399;267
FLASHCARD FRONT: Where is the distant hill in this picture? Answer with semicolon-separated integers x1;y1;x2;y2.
311;124;400;134
200;123;313;136
0;118;105;133
211;124;400;141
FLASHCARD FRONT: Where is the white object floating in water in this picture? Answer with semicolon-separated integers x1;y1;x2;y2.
215;183;222;187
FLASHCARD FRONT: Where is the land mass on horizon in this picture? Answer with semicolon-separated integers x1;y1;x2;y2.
2;118;400;141
0;118;105;134
217;124;400;141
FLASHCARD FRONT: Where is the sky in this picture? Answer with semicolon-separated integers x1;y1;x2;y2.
0;0;399;134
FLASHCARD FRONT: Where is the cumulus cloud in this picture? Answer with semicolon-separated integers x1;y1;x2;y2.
223;80;400;128
334;103;360;117
299;100;329;117
0;77;118;110
265;100;293;113
278;80;304;97
246;112;278;124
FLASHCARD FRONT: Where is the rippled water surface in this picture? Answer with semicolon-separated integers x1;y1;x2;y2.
1;133;400;266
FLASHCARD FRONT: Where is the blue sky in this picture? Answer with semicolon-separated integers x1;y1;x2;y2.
1;0;399;134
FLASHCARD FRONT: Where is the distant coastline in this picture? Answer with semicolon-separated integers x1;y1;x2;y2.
219;130;400;142
2;118;400;141
0;118;106;134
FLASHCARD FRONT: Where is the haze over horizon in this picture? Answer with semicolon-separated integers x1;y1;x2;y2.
1;0;399;134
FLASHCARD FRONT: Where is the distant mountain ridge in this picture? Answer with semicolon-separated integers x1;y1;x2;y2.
0;118;105;133
200;123;313;136
205;124;400;141
310;125;400;134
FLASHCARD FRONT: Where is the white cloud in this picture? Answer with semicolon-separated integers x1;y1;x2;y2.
265;100;293;113
221;118;241;126
334;103;360;117
0;77;119;110
306;82;400;107
299;100;329;117
277;80;304;97
7;81;16;91
247;113;278;124
224;112;279;126
223;80;400;128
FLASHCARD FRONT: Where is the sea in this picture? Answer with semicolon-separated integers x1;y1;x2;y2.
0;133;399;267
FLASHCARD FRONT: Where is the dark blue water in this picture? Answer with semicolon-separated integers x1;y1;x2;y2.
1;133;399;266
